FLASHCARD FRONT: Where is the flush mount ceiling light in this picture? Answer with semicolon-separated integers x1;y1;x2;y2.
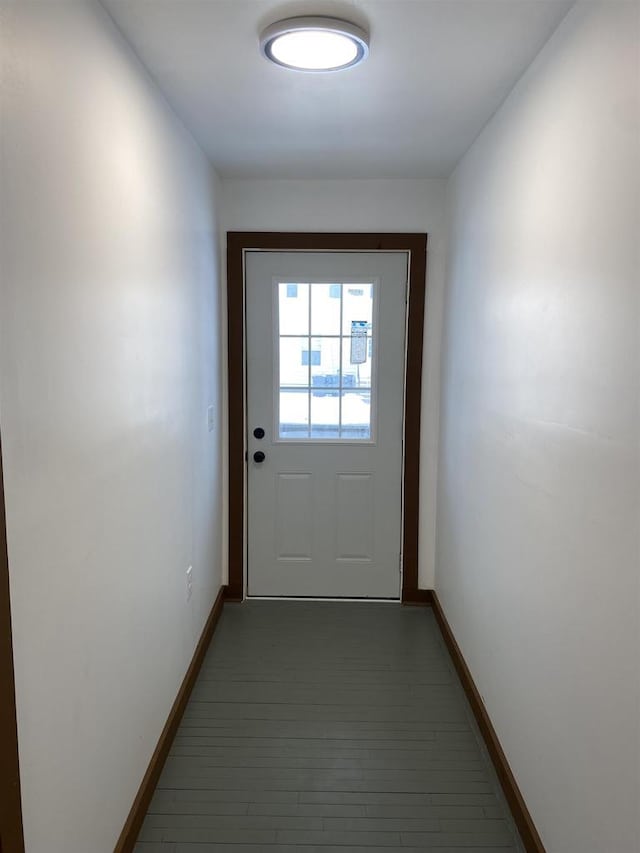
260;16;369;72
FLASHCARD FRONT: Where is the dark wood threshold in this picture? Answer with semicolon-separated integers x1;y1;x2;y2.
402;588;433;606
225;571;243;603
429;590;546;853
114;584;227;853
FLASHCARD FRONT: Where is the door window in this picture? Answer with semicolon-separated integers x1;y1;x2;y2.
277;282;375;440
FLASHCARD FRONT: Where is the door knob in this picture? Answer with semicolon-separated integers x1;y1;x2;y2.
253;451;266;463
253;427;265;439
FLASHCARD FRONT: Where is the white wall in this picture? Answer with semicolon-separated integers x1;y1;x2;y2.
222;178;447;589
0;3;224;851
437;3;639;852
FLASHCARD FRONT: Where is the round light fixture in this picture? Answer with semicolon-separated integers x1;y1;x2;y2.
260;16;369;72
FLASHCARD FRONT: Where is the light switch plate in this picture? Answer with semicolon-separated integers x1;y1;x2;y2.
207;405;215;432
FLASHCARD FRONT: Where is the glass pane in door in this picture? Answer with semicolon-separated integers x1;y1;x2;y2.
277;282;375;441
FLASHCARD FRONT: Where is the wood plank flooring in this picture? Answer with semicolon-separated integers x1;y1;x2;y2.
134;601;523;852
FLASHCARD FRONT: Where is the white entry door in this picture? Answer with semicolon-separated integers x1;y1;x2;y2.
246;251;408;598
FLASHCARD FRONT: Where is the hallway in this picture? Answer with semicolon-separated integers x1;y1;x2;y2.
1;3;638;851
135;602;522;851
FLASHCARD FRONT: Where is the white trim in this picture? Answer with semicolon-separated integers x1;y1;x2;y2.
247;596;400;603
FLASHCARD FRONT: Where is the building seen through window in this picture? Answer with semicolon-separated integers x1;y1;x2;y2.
278;282;374;439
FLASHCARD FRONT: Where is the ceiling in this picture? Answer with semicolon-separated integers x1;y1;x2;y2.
102;0;573;179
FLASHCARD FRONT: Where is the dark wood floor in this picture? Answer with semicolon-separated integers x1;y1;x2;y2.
135;601;523;852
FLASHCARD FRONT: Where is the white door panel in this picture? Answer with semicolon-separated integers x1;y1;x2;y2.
246;251;407;598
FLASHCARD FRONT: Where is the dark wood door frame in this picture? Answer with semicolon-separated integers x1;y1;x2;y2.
226;232;428;604
0;434;25;853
